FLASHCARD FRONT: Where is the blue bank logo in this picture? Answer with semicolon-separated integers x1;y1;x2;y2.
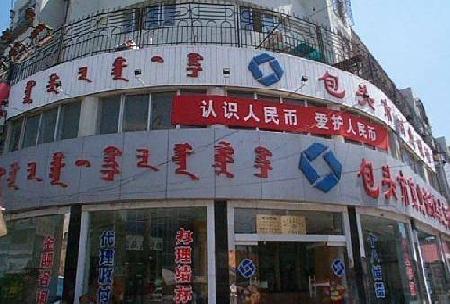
237;258;256;279
332;259;345;277
248;53;284;86
299;143;342;192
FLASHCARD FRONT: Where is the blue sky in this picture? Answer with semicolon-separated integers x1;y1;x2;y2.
0;1;449;142
352;0;450;143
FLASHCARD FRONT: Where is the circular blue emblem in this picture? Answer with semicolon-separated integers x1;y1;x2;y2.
298;142;342;192
332;259;345;277
248;53;284;86
237;258;256;279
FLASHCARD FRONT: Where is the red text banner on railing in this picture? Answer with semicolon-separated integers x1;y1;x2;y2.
172;95;389;150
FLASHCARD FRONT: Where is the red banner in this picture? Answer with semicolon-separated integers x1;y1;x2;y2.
172;95;389;150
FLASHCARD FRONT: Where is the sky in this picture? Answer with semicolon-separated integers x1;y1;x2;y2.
0;1;449;142
351;0;450;143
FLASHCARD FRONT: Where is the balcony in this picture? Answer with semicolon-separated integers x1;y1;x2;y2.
5;2;402;110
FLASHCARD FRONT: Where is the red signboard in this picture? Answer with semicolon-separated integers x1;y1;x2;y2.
172;96;389;150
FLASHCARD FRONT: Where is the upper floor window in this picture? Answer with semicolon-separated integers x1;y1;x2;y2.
145;4;177;29
7;118;23;152
7;100;80;151
57;101;81;140
240;8;277;33
97;92;176;134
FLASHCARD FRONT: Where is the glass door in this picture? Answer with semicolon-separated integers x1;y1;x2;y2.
231;242;349;304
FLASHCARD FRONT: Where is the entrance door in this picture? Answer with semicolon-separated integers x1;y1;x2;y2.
232;242;349;304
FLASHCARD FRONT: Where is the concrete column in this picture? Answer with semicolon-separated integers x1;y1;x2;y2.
78;96;99;137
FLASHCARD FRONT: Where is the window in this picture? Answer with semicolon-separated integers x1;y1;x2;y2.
0;214;67;304
8;118;23;152
234;208;343;235
98;96;121;134
240;8;277;33
123;95;149;132
38;107;58;144
360;215;425;302
82;207;208;303
151;92;175;130
145;4;176;29
22;114;40;148
57;101;81;140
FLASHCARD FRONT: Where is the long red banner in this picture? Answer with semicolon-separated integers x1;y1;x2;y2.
172;95;389;150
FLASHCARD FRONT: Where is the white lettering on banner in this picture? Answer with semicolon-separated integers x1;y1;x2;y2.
244;104;260;122
315;112;329;129
357;122;367;139
200;100;217;118
283;109;298;126
7;45;434;170
223;102;239;120
264;107;280;125
346;118;357;135
331;114;344;131
368;126;377;142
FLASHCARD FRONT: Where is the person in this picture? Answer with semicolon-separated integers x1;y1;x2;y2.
329;279;346;304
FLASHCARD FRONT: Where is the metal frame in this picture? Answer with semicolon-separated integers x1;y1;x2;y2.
74;200;216;304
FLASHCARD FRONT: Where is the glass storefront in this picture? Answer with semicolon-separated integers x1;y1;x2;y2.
416;230;450;302
0;214;67;304
360;215;424;303
231;207;353;304
81;207;208;304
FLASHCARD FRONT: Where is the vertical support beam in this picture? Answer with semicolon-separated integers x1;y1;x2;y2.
215;200;230;304
62;204;82;304
347;206;367;304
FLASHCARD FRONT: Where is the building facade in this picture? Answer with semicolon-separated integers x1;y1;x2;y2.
0;1;449;303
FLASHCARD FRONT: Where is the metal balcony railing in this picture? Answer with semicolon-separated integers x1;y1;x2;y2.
4;2;400;109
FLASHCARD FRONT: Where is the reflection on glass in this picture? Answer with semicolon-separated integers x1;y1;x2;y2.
22;115;40;148
8;118;23;152
360;215;424;303
0;214;67;304
417;231;450;302
83;207;208;303
123;95;149;132
58;101;81;140
38;108;58;144
151;92;175;130
98;96;121;135
232;243;349;304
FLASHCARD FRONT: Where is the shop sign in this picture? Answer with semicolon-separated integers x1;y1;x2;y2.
256;214;281;234
299;143;342;192
399;232;417;296
331;259;345;277
172;95;389;150
174;228;194;304
280;215;306;234
37;235;55;304
9;46;433;169
97;230;116;304
367;233;386;299
358;159;448;227
237;258;257;279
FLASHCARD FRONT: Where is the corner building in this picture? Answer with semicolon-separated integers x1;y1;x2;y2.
0;1;449;303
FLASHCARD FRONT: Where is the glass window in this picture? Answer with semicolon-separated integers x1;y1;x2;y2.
98;96;121;134
57;101;81;140
82;207;208;303
123;95;149;132
22;114;40;148
38;108;58;144
151;92;175;130
8;118;23;152
234;208;343;235
417;231;450;302
0;214;67;304
360;215;425;302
